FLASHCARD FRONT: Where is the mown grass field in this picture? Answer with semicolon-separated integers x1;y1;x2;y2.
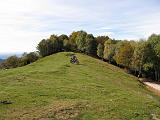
0;52;160;120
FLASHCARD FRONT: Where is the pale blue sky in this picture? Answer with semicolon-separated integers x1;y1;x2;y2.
0;0;160;53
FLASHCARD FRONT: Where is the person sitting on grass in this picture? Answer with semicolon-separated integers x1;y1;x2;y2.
70;55;79;64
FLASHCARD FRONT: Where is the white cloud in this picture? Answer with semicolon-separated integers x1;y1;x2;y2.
0;0;160;53
96;32;114;38
99;27;112;30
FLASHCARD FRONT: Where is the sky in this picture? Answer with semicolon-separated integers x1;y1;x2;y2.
0;0;160;53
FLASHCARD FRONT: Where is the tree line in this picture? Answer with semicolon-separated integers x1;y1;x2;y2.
0;52;39;69
1;30;160;81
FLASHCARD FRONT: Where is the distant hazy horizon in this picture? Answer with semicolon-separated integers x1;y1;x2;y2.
0;52;23;59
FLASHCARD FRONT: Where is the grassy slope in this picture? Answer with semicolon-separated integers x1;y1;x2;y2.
0;52;160;120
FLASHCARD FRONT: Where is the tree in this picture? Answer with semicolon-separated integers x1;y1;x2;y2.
63;39;71;51
24;52;39;64
155;43;160;81
85;34;97;56
69;31;79;51
58;34;70;51
103;39;115;63
37;34;63;57
75;31;87;52
97;43;104;59
18;52;39;66
50;34;62;52
96;36;109;44
132;40;148;77
58;34;69;41
147;34;160;81
4;56;20;68
58;34;69;51
37;39;48;57
114;41;134;68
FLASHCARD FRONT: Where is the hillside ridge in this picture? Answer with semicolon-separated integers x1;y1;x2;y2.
0;52;160;120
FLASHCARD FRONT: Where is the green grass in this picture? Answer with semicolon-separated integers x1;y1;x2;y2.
0;52;160;120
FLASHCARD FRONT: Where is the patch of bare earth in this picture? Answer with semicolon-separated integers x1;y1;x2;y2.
36;103;85;120
51;105;81;120
151;114;160;120
11;101;88;120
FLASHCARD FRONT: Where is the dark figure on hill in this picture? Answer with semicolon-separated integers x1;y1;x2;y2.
70;55;79;64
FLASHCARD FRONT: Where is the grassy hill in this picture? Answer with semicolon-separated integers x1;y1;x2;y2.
0;52;160;120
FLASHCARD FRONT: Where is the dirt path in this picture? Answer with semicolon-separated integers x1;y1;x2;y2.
144;82;160;92
139;78;160;96
144;82;160;96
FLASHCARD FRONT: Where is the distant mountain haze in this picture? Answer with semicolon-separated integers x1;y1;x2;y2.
0;53;23;59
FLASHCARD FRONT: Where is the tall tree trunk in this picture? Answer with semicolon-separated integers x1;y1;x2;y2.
138;65;142;78
158;72;159;82
155;70;158;81
134;69;137;76
158;69;160;82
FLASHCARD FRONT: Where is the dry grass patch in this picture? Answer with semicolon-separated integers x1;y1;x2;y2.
15;100;89;120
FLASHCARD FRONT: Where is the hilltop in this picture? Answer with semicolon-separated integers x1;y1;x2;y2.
0;52;160;120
